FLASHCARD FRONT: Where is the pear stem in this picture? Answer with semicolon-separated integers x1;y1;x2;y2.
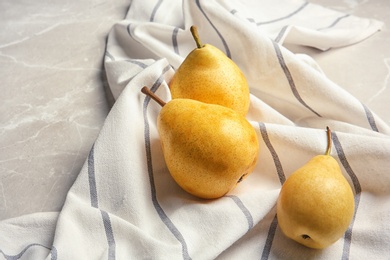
141;86;166;107
325;126;332;156
190;26;204;49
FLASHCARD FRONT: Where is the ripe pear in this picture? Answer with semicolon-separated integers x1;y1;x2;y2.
276;127;355;249
169;26;250;116
141;87;259;199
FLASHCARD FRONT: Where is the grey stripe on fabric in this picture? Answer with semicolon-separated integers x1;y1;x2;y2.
127;23;134;38
106;44;147;69
332;132;362;194
226;195;254;231
248;18;256;24
0;243;51;260
88;144;99;208
125;61;149;89
172;27;180;55
87;144;117;259
127;23;143;46
126;59;148;69
332;132;362;260
229;9;263;25
105;51;115;61
258;122;286;259
258;122;286;184
261;215;278;260
101;210;116;260
257;1;309;25
272;41;322;117
143;65;191;260
51;246;58;260
362;103;379;132
195;0;231;59
274;25;289;43
150;0;163;22
317;14;350;31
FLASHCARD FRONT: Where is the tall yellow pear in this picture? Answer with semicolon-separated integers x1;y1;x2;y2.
141;87;259;199
169;26;250;116
277;127;355;249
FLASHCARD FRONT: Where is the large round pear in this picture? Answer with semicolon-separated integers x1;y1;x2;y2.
276;154;355;249
157;98;259;199
169;27;250;116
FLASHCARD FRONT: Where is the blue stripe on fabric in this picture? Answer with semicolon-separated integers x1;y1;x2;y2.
257;1;309;25
332;132;362;260
195;0;231;59
272;41;322;117
226;195;254;231
143;65;191;260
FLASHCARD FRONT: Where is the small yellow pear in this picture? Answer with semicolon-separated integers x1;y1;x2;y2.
276;127;355;249
169;26;250;116
142;87;259;199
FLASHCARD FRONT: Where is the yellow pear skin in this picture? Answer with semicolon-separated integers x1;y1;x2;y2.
157;98;259;199
169;26;250;116
276;128;355;249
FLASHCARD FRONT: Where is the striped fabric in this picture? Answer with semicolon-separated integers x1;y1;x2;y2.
1;0;389;259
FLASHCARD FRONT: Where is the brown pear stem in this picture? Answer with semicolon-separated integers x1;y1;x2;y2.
190;26;204;48
141;86;166;107
325;126;332;156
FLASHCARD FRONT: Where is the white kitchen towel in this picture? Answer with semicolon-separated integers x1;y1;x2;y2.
1;0;389;259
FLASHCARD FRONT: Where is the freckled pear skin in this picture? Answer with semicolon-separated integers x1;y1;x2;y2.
169;26;250;116
157;98;259;199
276;127;355;249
